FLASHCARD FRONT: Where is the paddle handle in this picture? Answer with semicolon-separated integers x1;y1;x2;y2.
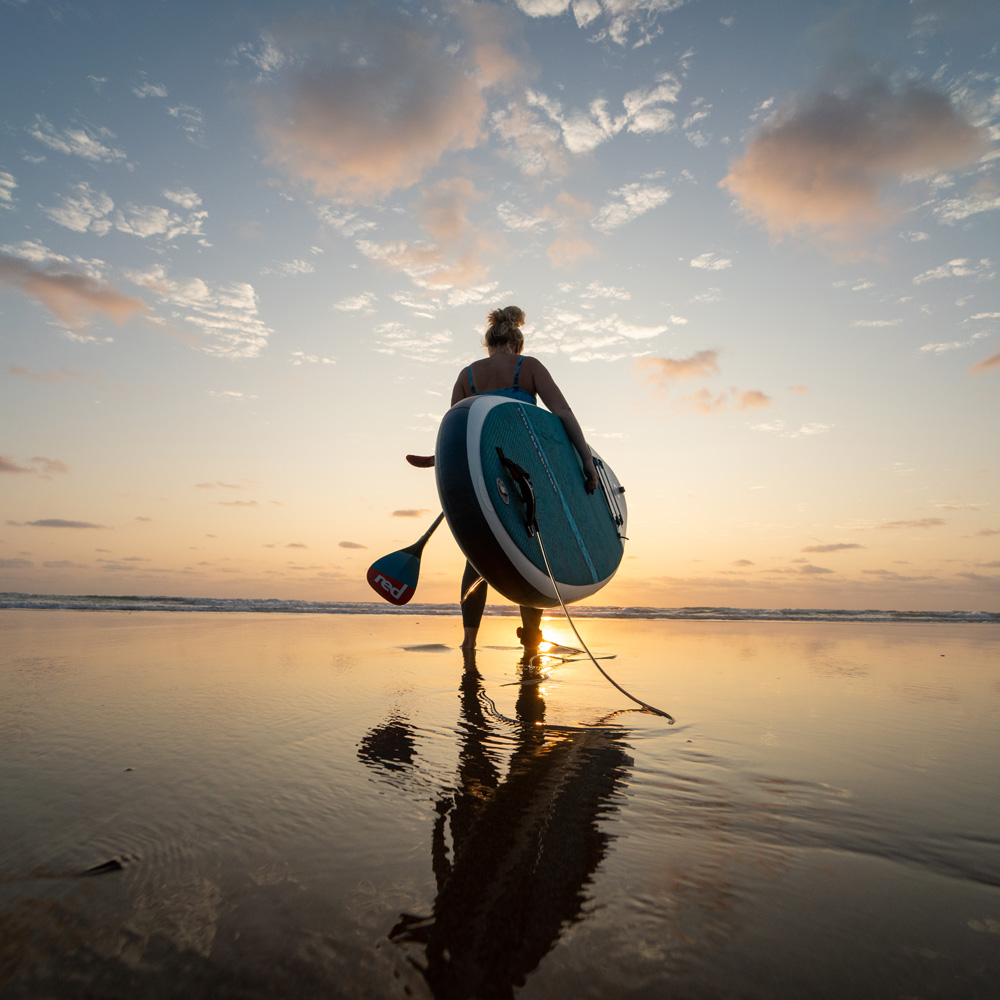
407;512;445;555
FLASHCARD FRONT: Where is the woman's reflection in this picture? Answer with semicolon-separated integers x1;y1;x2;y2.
359;648;633;1000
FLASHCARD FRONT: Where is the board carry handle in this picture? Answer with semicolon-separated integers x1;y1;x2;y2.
593;456;627;537
496;447;537;536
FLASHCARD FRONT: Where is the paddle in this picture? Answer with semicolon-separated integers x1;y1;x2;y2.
366;513;445;605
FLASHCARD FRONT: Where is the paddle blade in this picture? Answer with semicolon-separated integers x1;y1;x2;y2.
367;551;420;605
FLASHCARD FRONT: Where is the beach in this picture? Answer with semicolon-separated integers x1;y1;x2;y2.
2;609;999;998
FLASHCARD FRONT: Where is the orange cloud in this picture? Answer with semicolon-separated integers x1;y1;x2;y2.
546;191;594;268
6;365;85;383
360;177;504;288
459;0;532;90
636;350;720;385
721;79;989;242
679;387;772;414
969;349;1000;374
256;13;492;203
0;255;149;329
877;518;946;529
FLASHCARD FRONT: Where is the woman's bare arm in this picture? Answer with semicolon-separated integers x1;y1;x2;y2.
527;359;599;493
451;373;470;406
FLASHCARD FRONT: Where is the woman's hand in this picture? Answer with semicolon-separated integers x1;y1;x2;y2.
583;459;599;494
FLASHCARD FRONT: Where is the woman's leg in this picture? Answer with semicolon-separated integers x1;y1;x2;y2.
460;562;487;648
517;606;543;649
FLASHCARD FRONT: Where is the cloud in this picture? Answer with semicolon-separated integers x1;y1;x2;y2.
876;518;946;529
6;365;85;383
720;78;990;242
934;186;1000;223
317;207;377;238
0;254;150;329
0;558;32;569
41;182;114;234
678;387;772;414
525;73;680;160
636;350;720;385
920;340;967;354
332;292;377;314
0;171;16;208
217;500;260;507
492;103;567;176
0;455;68;477
513;0;688;47
113;202;208;240
289;351;336;366
373;322;453;360
969;349;1000;374
593;181;671;232
526;90;624;155
168;105;207;144
690;252;732;270
547;192;596;268
392;509;431;518
27;115;129;164
750;420;833;439
207;390;258;401
41;182;208;240
261;259;315;277
974;528;1000;537
527;309;667;361
458;0;532;91
128;264;271;358
624;74;682;133
133;81;168;98
163;187;203;210
7;518;108;529
802;543;864;553
636;353;771;409
255;12;497;202
339;540;368;549
358;177;501;288
581;282;631;301
913;258;994;284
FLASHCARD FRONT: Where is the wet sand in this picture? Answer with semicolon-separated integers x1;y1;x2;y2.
2;610;999;998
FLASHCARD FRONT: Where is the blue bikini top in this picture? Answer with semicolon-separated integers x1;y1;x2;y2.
467;356;536;404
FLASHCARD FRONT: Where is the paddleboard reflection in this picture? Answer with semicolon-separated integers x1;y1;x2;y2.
359;649;634;1000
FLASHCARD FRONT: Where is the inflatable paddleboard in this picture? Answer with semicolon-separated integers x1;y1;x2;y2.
435;396;627;608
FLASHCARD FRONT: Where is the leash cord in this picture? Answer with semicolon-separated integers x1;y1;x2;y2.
534;526;675;723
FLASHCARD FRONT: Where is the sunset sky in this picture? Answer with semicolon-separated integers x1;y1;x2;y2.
2;0;998;611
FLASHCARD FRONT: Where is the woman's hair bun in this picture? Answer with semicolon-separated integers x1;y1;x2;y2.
484;305;525;351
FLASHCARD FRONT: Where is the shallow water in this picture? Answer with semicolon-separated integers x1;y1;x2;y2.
1;611;999;998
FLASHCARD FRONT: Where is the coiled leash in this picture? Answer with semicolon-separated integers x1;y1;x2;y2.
497;449;675;723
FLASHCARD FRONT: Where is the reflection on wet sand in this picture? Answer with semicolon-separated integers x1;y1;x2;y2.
360;649;633;1000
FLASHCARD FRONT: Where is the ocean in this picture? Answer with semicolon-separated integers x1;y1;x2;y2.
1;592;996;623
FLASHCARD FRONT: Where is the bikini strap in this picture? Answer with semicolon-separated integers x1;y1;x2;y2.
467;365;476;393
513;356;524;386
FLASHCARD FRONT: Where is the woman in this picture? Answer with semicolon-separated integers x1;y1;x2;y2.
417;306;598;651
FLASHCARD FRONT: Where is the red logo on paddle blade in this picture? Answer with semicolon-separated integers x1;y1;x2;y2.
367;567;413;605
